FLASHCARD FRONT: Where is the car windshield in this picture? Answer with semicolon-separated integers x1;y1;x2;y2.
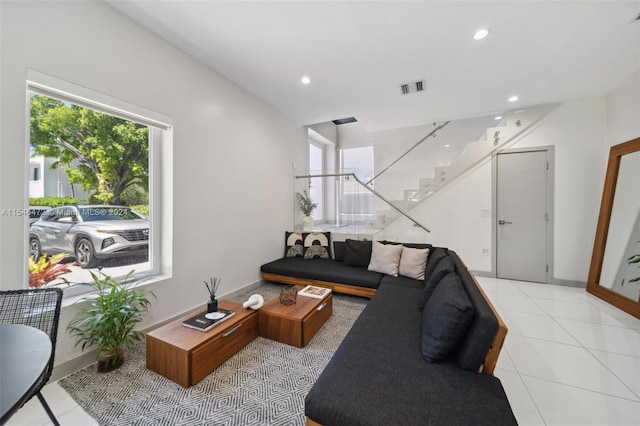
78;207;144;221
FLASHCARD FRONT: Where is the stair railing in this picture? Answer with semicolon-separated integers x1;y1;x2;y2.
296;172;430;233
365;121;450;185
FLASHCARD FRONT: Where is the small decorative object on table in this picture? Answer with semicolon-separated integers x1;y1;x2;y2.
298;285;332;299
204;277;221;317
279;285;298;306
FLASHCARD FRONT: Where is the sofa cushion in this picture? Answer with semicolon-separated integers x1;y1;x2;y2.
367;241;403;276
424;247;448;281
448;252;500;371
399;246;430;280
285;231;305;258
305;281;517;425
344;239;372;267
419;256;455;310
303;232;331;259
380;274;424;289
261;257;383;289
333;241;346;261
421;272;475;362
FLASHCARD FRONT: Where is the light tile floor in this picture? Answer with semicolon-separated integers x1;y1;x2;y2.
6;278;640;425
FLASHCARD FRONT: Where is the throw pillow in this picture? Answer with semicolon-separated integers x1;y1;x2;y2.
367;240;403;276
303;232;331;259
285;231;305;258
398;246;430;280
419;256;455;310
333;241;346;262
423;247;448;281
421;272;475;363
343;239;372;267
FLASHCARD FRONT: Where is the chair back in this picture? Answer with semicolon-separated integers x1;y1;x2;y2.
0;288;63;392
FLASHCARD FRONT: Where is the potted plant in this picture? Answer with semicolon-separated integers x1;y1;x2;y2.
28;253;75;288
296;189;317;231
67;269;155;373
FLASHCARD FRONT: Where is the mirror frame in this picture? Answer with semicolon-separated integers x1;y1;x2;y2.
587;136;640;319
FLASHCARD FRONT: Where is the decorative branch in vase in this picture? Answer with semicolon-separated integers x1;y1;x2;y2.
205;277;221;313
296;189;317;231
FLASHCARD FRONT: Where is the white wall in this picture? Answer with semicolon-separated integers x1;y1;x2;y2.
0;1;304;368
385;98;607;283
605;71;640;147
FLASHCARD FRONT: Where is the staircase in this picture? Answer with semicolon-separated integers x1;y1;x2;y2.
297;103;558;241
370;104;558;232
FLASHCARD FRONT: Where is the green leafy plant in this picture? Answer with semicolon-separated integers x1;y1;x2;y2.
67;269;155;372
28;253;75;288
296;190;317;216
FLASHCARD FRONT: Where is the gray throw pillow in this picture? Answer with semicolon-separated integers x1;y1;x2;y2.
421;272;475;362
423;247;448;281
343;239;372;267
367;240;403;276
419;256;455;310
333;241;346;261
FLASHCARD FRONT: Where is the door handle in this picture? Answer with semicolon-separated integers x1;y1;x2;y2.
498;220;513;225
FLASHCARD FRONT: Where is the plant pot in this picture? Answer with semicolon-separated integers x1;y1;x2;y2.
302;215;314;232
97;346;124;373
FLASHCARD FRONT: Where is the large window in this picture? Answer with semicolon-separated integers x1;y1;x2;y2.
341;146;374;216
26;71;172;294
309;140;325;221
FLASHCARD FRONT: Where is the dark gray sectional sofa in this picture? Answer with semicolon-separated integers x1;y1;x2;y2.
260;238;516;426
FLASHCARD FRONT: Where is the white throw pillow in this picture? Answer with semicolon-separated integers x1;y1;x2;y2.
367;241;403;276
399;246;430;280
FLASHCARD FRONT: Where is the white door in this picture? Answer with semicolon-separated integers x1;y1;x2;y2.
496;150;549;283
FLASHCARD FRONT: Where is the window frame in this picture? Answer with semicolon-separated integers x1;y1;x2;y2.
308;139;326;222
24;70;173;296
340;146;375;217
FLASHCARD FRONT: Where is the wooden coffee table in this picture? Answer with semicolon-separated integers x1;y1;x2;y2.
258;287;332;348
146;299;258;387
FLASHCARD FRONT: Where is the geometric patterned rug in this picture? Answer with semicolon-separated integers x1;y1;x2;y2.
59;284;367;425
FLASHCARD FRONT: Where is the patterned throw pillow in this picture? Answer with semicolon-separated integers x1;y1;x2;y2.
285;231;305;258
304;232;331;259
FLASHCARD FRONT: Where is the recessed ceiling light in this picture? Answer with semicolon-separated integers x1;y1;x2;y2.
301;76;311;85
508;95;519;102
473;28;490;40
444;144;451;148
494;116;503;120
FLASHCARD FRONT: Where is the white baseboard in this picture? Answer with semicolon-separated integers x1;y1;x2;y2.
471;270;586;288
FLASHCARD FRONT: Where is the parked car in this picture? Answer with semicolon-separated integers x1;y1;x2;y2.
29;205;149;268
28;206;51;226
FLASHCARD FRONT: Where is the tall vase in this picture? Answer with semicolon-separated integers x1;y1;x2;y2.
302;215;314;232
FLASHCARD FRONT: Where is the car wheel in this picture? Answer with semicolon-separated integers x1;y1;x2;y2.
75;238;99;268
29;237;41;261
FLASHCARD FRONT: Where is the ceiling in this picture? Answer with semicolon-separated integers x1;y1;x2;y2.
107;1;640;133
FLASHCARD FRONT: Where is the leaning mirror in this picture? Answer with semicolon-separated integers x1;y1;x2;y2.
587;137;640;319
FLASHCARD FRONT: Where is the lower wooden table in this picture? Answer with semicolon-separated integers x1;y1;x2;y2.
259;288;332;348
146;299;258;387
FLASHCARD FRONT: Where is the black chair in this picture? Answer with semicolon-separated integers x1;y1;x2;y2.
0;288;63;426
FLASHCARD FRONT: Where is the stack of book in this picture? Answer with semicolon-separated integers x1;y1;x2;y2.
182;308;235;332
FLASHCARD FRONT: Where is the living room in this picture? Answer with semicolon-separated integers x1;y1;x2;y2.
1;1;639;425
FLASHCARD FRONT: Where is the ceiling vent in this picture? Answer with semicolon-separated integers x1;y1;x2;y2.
400;80;426;95
332;117;358;125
